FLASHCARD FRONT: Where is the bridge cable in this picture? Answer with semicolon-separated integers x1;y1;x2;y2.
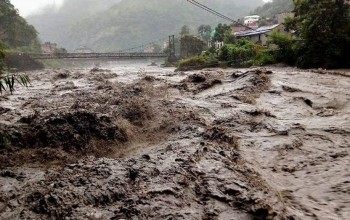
187;0;235;23
186;0;252;29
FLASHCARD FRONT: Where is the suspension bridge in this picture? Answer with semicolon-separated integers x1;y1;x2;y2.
28;35;177;61
29;52;168;60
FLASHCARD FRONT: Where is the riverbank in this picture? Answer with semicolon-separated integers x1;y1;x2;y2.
4;54;44;72
0;65;349;219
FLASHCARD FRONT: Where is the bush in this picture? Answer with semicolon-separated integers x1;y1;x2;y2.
254;50;276;66
204;47;217;56
219;39;258;66
223;32;237;44
176;55;218;71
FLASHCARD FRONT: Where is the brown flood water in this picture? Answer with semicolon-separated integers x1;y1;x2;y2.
0;60;349;219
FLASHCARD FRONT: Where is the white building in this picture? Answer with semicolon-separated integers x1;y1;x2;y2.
244;15;260;25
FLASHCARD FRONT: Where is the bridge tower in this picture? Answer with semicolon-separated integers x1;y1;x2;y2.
168;35;177;62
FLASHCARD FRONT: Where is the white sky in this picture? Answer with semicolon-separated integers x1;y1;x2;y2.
11;0;271;17
10;0;64;17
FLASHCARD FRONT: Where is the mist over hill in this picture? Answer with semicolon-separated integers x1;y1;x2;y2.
27;0;263;52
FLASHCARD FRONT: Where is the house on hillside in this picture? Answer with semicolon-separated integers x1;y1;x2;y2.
234;24;284;46
231;24;248;33
244;15;260;29
233;11;294;46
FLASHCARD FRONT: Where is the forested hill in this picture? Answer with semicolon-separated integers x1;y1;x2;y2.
253;0;294;18
27;0;263;52
0;0;40;51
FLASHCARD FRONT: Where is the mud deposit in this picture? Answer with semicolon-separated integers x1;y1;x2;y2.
0;65;349;219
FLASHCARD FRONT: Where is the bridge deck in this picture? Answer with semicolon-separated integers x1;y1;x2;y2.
28;52;167;60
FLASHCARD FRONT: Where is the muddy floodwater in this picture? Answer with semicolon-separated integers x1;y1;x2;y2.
0;59;349;219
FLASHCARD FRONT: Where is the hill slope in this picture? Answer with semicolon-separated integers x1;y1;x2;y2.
0;0;39;51
253;0;294;18
27;0;263;52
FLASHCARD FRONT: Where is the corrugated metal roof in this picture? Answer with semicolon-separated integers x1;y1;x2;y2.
234;24;280;37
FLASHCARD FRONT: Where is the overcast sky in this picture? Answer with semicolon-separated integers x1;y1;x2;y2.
11;0;271;17
11;0;63;17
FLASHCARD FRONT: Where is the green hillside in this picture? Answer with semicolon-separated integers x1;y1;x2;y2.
27;0;263;52
0;0;40;51
253;0;294;18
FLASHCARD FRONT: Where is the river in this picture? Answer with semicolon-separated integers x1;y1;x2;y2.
0;62;349;219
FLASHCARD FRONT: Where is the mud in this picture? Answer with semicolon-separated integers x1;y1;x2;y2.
0;64;349;219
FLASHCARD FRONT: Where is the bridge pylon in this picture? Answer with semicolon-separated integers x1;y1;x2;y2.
168;35;177;62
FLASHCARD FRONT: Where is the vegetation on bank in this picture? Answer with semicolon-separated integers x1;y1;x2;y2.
0;0;35;95
177;0;350;70
285;0;350;68
0;0;44;74
218;39;261;66
177;55;218;71
0;43;30;95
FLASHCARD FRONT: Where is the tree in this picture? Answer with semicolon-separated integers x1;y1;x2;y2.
212;23;231;42
223;32;237;44
286;0;350;68
180;35;205;58
267;30;296;65
180;25;191;36
197;25;212;42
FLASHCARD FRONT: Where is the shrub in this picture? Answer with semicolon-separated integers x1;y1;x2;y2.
254;50;276;66
177;55;218;71
223;32;237;44
219;39;258;66
204;47;217;56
